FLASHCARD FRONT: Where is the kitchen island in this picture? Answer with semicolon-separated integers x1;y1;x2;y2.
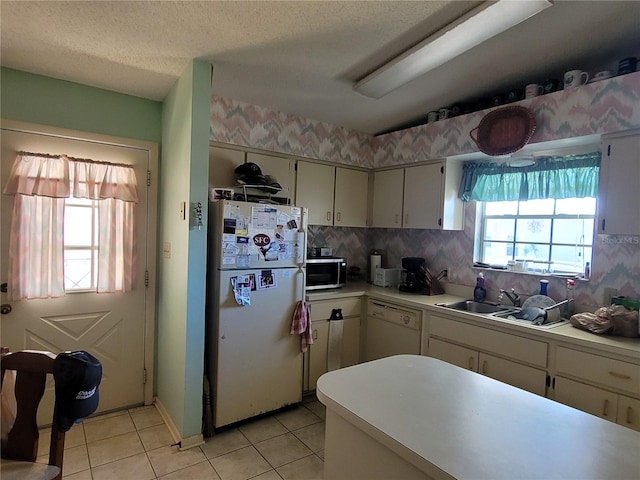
316;355;640;480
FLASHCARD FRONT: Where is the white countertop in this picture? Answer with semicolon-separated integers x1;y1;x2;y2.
307;283;640;360
317;355;640;480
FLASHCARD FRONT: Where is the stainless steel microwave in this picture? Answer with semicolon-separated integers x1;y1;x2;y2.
306;257;347;290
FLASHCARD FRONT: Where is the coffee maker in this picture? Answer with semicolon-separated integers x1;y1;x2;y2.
399;257;427;293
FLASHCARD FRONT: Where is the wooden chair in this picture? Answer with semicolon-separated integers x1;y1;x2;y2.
1;350;65;480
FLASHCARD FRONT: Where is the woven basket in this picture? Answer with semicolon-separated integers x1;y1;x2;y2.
470;106;536;156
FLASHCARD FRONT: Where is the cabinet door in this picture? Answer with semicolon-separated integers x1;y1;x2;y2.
209;146;245;188
372;169;404;228
598;134;640;235
296;162;335;226
617;395;640;432
334;168;369;227
554;376;618;422
428;337;478;371
247;152;296;201
341;316;361;368
402;163;443;229
308;321;329;391
479;353;547;396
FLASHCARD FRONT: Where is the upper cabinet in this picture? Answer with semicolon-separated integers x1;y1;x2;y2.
598;132;640;235
208;146;295;204
296;161;369;227
372;160;464;230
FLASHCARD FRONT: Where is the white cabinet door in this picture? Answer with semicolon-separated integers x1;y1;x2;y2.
403;163;443;229
247;151;296;201
334;168;369;227
617;395;640;432
479;353;547;396
372;169;404;228
554;376;619;422
598;133;640;235
296;162;335;225
341;315;361;368
308;320;330;391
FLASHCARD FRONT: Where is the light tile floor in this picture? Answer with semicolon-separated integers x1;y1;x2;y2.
38;396;326;480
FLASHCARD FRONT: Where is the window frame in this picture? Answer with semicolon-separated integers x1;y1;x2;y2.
477;197;596;275
63;196;99;292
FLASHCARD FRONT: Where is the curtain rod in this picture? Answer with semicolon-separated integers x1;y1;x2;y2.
18;151;133;168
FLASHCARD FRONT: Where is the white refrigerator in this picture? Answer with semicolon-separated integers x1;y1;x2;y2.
206;200;307;428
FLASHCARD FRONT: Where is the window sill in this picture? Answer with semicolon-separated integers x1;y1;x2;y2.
472;264;589;281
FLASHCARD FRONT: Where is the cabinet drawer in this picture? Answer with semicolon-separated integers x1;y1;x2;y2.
617;396;640;432
556;347;640;395
429;315;547;367
312;297;362;320
554;376;619;421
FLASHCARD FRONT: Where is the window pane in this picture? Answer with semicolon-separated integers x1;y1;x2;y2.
64;249;93;289
518;198;554;215
556;197;596;215
64;206;93;246
514;243;549;261
515;218;551;243
551;246;592;273
485;201;517;215
485;219;515;241
482;242;513;264
552;218;594;245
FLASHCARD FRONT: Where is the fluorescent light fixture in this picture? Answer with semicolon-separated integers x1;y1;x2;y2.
353;0;553;99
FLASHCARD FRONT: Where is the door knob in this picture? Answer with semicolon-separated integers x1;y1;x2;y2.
0;304;12;315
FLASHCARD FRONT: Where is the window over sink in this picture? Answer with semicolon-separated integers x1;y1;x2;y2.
476;197;595;275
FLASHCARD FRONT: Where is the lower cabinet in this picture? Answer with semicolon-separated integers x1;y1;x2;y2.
427;314;548;396
428;337;547;396
552;346;640;431
305;297;362;391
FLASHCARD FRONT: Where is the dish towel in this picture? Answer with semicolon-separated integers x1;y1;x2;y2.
291;300;313;352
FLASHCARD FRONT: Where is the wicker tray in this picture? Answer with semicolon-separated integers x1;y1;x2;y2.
470;106;536;155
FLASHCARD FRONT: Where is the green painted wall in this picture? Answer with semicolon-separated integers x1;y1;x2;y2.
1;67;162;143
157;60;210;440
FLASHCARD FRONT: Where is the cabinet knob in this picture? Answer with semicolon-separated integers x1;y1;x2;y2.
626;406;633;425
468;357;474;370
404;214;409;225
326;212;332;222
336;212;341;222
482;360;488;374
602;399;610;417
312;329;318;340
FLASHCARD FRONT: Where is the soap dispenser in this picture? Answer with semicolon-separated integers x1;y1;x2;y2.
473;272;487;303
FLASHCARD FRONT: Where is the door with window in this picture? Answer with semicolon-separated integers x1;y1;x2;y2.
0;122;157;420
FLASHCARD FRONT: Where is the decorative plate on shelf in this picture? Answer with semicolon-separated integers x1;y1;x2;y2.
470;106;536;156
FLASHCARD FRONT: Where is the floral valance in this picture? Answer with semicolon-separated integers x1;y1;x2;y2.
458;152;601;202
3;152;138;202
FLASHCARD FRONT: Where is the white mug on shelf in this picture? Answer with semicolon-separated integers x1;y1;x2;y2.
564;70;589;88
525;83;543;98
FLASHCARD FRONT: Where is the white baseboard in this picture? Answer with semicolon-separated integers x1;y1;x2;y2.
154;397;205;451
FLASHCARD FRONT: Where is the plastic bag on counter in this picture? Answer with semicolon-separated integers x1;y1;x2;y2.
569;304;639;337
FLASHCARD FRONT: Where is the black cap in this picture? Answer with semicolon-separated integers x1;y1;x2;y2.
234;162;262;177
53;351;102;432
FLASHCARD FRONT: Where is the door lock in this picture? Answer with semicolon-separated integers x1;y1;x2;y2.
0;304;12;315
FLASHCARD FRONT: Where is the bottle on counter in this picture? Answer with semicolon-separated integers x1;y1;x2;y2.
473;272;487;302
565;279;575;316
584;262;590;280
539;279;549;296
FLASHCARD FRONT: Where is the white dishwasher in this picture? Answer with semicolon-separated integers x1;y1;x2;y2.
364;300;422;361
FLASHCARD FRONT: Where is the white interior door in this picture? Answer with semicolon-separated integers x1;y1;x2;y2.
0;121;157;421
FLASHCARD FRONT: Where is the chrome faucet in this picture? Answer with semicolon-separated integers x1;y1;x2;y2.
498;288;521;307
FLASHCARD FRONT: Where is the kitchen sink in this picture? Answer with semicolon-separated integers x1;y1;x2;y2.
437;300;515;315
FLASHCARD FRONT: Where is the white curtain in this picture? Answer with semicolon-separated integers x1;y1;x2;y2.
3;153;138;300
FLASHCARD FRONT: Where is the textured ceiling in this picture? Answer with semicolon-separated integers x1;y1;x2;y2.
1;1;638;135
